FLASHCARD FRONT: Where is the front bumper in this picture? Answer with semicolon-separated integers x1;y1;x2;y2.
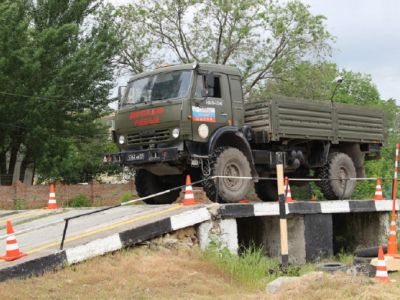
104;147;179;165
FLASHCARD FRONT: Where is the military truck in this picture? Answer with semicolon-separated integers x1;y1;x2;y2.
105;63;386;204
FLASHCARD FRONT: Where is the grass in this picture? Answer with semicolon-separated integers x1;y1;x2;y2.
203;243;315;288
204;244;278;288
0;247;262;299
336;250;354;265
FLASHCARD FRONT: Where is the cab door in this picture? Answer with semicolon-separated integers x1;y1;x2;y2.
192;72;232;141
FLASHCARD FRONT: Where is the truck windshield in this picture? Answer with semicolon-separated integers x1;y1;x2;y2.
122;70;192;106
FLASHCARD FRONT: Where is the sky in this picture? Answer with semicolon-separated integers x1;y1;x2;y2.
110;0;400;103
304;0;400;102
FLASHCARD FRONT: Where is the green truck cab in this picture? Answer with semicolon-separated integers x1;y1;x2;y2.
106;63;386;204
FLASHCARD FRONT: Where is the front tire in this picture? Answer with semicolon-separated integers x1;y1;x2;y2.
202;147;252;203
135;169;182;204
316;152;356;200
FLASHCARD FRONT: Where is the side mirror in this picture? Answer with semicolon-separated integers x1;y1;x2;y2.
205;72;215;98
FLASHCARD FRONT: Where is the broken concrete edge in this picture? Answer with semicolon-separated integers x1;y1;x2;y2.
0;207;211;282
218;200;399;218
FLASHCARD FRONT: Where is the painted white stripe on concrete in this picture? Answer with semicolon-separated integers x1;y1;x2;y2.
253;202;280;216
170;207;210;230
320;201;350;213
374;200;397;212
66;234;122;265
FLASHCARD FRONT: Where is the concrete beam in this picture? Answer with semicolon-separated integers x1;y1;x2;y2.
197;218;238;254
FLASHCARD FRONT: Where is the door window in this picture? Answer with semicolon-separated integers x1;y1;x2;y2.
195;74;222;98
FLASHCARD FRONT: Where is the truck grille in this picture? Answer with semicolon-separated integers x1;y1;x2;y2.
127;129;170;145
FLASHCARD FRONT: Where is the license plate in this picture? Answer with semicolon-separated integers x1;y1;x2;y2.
126;152;145;161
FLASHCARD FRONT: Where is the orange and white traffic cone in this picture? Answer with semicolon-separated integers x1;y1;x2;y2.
284;177;298;203
375;245;390;283
45;183;59;209
0;220;27;261
386;219;400;258
371;178;384;200
180;175;198;206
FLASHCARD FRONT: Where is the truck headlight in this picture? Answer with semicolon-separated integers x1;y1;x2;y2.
118;135;125;145
198;124;209;139
172;128;180;139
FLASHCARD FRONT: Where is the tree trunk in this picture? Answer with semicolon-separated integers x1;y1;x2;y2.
5;142;21;185
19;155;28;183
0;151;7;185
30;163;36;185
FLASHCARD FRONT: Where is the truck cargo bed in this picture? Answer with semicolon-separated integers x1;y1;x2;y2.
244;97;386;144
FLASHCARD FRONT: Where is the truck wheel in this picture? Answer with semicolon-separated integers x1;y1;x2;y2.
202;147;252;203
135;169;181;204
316;152;356;200
254;180;278;202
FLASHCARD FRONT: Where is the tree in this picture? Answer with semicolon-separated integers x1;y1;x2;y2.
35;121;120;184
264;61;382;105
0;0;121;184
260;61;337;100
112;0;332;95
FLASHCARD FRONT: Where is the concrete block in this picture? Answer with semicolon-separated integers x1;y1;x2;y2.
237;214;333;263
287;215;307;264
196;219;238;254
219;219;239;254
197;221;213;251
304;214;333;261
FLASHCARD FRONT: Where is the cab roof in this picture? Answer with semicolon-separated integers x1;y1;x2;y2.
127;63;241;83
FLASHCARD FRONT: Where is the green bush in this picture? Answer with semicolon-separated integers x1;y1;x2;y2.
119;191;133;203
13;199;26;210
68;194;90;207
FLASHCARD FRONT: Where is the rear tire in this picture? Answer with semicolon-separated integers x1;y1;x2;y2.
202;147;252;203
254;180;277;202
135;169;182;204
316;152;356;200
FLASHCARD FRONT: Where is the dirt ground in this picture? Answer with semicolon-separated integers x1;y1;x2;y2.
1;246;400;299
